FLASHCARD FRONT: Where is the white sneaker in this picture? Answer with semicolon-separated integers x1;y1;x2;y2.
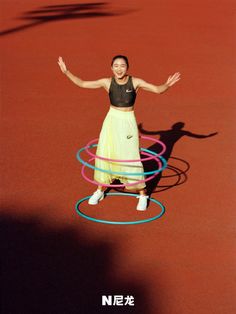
136;195;149;211
88;190;104;205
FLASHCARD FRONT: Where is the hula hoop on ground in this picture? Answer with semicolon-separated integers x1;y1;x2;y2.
75;192;165;225
84;135;166;162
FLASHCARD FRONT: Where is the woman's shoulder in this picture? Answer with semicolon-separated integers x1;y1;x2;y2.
130;76;142;90
99;77;112;85
98;77;112;92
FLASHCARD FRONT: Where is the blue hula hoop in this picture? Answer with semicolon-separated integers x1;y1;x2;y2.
75;192;165;225
76;145;167;176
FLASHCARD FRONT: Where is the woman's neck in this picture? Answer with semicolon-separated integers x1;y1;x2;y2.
114;75;129;85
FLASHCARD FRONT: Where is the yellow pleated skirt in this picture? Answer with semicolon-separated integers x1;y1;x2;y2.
94;107;146;190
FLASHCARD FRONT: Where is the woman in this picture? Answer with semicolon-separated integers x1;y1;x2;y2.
58;55;180;210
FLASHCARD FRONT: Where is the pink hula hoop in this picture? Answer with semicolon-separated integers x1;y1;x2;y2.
81;151;162;188
85;135;166;163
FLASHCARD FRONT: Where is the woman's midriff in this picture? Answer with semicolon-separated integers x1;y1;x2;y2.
110;104;134;112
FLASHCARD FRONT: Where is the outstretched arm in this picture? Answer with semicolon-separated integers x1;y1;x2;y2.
185;131;218;138
57;56;108;89
135;72;181;94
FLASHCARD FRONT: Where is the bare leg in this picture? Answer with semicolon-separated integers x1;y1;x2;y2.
139;188;147;196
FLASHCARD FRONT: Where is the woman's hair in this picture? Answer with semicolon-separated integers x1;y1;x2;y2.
111;55;129;69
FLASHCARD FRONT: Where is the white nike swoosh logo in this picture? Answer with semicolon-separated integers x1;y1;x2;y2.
126;89;133;93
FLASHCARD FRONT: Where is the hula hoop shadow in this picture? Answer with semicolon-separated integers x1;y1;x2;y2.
151;156;190;193
75;192;165;225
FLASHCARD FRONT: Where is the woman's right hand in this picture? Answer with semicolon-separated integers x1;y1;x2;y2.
58;56;68;74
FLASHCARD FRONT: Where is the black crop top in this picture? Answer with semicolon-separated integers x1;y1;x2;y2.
109;76;136;107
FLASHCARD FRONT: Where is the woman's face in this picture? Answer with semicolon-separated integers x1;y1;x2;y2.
111;58;128;79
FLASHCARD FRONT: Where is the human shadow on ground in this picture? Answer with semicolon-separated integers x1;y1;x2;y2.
138;122;218;196
1;208;153;314
0;2;132;36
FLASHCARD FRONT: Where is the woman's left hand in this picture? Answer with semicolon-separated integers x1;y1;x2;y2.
166;72;181;87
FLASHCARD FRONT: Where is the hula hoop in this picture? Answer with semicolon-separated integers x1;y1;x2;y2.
84;135;166;162
77;146;167;176
81;150;164;188
75;192;165;225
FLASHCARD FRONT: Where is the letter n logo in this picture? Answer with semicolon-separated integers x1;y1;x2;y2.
102;295;112;306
